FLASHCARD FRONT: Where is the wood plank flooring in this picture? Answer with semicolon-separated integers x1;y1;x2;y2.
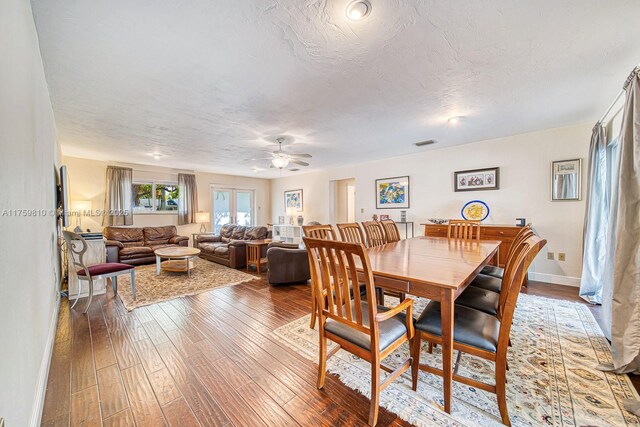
41;275;637;427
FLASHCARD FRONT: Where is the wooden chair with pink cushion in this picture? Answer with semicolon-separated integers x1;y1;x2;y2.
63;230;136;313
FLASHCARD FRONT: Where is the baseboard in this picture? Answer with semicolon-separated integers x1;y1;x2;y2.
529;272;580;287
30;293;60;427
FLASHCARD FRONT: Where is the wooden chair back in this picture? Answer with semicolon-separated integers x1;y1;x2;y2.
496;235;547;353
380;220;401;243
361;221;387;247
337;223;366;244
303;237;379;337
302;224;338;240
505;224;533;262
447;219;481;241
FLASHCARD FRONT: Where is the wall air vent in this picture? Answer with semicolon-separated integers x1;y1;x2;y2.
289;168;300;172
414;140;436;147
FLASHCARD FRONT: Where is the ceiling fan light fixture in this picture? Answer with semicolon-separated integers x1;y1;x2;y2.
346;0;371;21
271;156;289;169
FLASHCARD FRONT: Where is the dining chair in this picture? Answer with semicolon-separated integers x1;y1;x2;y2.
302;224;338;240
302;224;338;329
454;232;532;318
337;222;367;244
63;230;136;313
481;224;533;279
470;227;536;295
447;219;481;241
303;237;417;426
411;235;546;426
380;220;401;243
361;221;387;247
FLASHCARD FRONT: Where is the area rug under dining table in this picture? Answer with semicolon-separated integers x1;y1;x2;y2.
115;258;256;311
272;294;640;426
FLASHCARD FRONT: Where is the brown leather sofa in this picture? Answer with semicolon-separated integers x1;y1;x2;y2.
104;225;189;265
195;224;269;269
266;242;310;285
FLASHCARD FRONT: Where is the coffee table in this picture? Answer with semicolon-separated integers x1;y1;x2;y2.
154;247;201;276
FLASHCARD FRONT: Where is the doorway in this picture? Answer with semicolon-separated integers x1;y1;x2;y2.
210;187;255;232
329;178;356;224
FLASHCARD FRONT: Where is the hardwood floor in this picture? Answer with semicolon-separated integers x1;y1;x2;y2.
41;276;636;426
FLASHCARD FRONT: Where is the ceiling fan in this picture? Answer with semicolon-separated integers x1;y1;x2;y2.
261;137;312;170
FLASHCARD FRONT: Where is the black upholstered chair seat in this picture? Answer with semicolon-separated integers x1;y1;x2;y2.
471;273;502;293
455;286;500;316
480;265;504;279
415;301;500;353
325;301;408;351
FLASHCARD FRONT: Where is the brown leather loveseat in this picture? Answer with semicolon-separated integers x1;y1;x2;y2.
105;225;189;265
195;224;269;269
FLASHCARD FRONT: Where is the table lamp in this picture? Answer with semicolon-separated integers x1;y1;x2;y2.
196;211;210;233
71;200;92;232
286;206;297;225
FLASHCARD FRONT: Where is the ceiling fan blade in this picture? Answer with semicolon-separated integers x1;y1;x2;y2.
289;159;309;166
287;153;312;158
262;151;277;156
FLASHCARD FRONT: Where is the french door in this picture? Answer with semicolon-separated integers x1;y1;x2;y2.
211;187;255;232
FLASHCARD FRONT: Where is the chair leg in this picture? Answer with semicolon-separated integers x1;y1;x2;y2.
427;342;433;354
411;335;421;391
83;277;94;314
495;356;510;426
70;279;82;309
369;360;381;426
112;276;118;295
130;269;136;300
317;329;327;389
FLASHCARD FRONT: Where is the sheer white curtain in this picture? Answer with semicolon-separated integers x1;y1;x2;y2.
579;125;608;303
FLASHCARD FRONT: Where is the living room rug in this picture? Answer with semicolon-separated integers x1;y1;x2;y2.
272;294;640;427
116;259;255;311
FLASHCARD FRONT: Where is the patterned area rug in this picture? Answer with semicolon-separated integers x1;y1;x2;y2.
116;259;255;311
272;294;640;426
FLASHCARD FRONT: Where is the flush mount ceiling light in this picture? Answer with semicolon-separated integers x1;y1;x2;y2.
149;152;164;159
447;116;465;125
346;0;371;21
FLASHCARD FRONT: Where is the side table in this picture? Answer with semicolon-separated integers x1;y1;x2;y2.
246;240;271;273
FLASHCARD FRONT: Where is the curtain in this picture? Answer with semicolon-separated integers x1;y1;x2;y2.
178;173;198;225
579;125;608;303
102;166;133;226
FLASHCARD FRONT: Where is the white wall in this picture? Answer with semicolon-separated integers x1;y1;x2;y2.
62;156;272;238
0;0;61;425
271;123;592;285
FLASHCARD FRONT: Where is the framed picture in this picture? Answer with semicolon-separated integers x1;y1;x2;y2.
379;214;390;221
284;189;303;212
376;176;410;209
552;159;582;201
454;167;500;192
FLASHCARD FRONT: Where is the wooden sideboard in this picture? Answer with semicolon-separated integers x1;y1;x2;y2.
421;223;526;268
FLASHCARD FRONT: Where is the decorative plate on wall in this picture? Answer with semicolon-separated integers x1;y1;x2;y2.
461;200;490;221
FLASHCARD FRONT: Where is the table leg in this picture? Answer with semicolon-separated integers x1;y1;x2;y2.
156;255;161;275
440;288;455;413
246;246;250;271
187;258;191;276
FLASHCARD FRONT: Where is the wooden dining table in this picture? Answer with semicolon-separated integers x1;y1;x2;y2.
360;236;501;414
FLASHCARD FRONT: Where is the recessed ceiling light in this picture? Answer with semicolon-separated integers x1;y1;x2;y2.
149;152;164;159
447;116;464;125
346;0;371;21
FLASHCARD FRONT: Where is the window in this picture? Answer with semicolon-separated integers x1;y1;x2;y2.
133;182;179;213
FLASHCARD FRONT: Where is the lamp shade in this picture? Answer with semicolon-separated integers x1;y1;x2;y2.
195;211;210;223
71;200;92;214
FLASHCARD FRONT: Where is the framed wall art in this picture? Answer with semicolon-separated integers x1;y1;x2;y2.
454;167;500;192
376;176;410;209
551;159;582;201
284;189;303;212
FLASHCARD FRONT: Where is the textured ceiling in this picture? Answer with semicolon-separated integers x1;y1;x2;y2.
32;0;640;177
